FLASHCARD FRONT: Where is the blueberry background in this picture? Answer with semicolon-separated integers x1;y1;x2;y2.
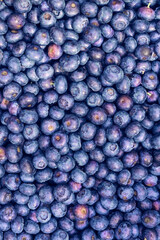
0;0;160;239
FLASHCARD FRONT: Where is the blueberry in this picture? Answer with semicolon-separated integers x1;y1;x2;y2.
115;222;132;240
74;204;89;220
35;233;50;240
69;82;87;102
3;82;22;101
36;64;54;80
11;216;24;234
20;55;35;70
51;202;66;219
49;0;65;10
36;206;51;223
142;210;160;228
27;194;40;210
40;11;56;28
53;184;71;202
102;64;124;85
59;217;74;232
17;232;32;240
72;15;89;34
24;220;40;235
35;167;53;183
4;231;16;240
111;13;129;31
41;217;57;234
138;6;155;21
101;24;114;39
50;26;66;45
101;196;118;210
71;103;89;117
33;29;50;46
98;6;113;24
41;118;59;135
90;215;108;231
19;109;38;124
98;181;116;198
51;229;69;240
19;183;36;196
16;204;30;217
38;186;53;204
148;104;160;121
83;25;101;44
13;191;29;204
0;204;17;222
109;211;123;229
48;43;63;60
14;73;28;87
51;131;68;149
60;54;80;72
0;0;160;237
57;155;75;172
71;168;87;184
0;220;10;232
65;1;79;17
80;122;96;140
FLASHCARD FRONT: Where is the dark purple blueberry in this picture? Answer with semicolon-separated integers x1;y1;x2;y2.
101;24;114;39
60;54;80;72
24;220;40;235
50;26;66;45
98;6;112;24
65;1;79;17
38;185;54;204
71;168;87;184
36;206;51;223
23;140;38;154
71;103;89;117
3;82;22;101
49;0;65;10
138;6;155;21
0;204;17;222
40;11;56;28
11;216;24;234
80;122;96;141
19;109;38;124
101;196;118;210
102;64;124;85
33;29;50;46
115;222;132;240
142;210;160;228
51;229;69;240
51;131;68;149
102;38;117;53
111;13;129;31
72;16;88;36
17;232;32;240
133;19;149;33
35;168;53;183
51;202;67;218
83;25;101;44
70;82;88;101
35;233;50;240
4;231;16;240
90;215;108;231
41;218;57;234
53;184;71;202
28;194;40;210
7;13;25;30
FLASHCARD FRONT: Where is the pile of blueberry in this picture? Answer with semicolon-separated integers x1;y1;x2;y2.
1;0;160;239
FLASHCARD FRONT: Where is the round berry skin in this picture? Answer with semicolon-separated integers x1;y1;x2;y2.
1;0;160;238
